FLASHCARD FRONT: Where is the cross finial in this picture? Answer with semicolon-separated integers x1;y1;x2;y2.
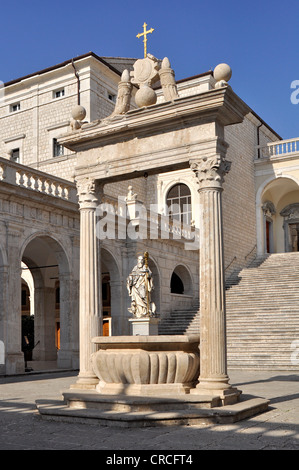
136;22;154;58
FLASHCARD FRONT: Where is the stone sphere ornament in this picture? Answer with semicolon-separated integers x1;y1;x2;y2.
71;105;86;122
214;63;232;88
135;84;157;108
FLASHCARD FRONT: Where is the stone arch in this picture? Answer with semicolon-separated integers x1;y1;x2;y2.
19;232;74;369
170;264;193;296
20;231;71;275
256;175;299;254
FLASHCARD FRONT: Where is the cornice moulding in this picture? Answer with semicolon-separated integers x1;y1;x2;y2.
59;87;250;152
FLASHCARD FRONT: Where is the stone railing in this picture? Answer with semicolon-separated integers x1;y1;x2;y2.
257;137;299;160
0;156;77;203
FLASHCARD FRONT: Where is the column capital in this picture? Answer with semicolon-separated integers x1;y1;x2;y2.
190;154;231;190
76;177;103;209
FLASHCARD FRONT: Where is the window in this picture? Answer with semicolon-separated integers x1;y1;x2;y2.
11;148;20;163
53;88;65;99
166;183;192;224
108;93;116;103
53;138;64;157
10;102;20;112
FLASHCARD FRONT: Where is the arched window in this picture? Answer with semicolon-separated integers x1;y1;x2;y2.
166;183;191;224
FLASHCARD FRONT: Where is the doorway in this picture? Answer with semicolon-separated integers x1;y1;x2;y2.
21;234;73;370
102;274;111;336
289;224;299;252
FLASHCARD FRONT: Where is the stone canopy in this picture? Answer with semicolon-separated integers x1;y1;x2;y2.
58;79;251;396
38;62;272;425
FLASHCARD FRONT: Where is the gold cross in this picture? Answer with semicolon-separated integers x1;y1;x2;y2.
136;22;154;58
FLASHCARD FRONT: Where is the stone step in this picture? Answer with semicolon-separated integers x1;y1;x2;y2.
160;253;299;369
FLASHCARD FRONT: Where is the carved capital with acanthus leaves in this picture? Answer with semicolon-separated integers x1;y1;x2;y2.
190;155;231;190
76;177;103;209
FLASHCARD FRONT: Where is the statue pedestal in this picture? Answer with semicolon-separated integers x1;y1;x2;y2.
129;317;159;335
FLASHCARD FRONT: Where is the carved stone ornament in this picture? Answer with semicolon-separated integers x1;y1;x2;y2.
130;54;160;87
76;177;102;208
110;70;133;117
125;185;138;202
159;57;179;102
130;54;160;108
70;105;87;131
190;155;231;189
280;203;299;220
262;201;276;217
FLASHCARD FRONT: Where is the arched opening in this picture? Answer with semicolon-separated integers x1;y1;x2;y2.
171;271;184;294
20;234;73;371
259;177;299;253
170;264;194;311
170;265;193;295
166;183;192;224
280;203;299;252
101;247;122;335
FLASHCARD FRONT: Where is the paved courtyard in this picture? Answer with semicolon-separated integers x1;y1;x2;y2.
0;368;298;451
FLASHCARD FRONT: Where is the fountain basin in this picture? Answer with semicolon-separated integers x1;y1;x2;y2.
91;335;200;396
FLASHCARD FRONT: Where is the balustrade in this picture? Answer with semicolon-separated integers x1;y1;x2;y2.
0;156;77;203
257;137;299;159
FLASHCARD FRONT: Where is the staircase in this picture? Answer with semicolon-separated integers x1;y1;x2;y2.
226;252;299;370
158;305;200;335
158;253;299;370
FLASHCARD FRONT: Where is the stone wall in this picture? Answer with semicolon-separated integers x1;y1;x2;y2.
0;55;123;182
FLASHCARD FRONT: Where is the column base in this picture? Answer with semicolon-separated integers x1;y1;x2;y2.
190;376;242;405
70;372;99;390
5;353;25;375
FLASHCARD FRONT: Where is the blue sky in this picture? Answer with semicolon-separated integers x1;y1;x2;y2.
0;0;298;139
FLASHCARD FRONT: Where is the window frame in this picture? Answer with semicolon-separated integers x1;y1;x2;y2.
108;92;116;103
53;138;64;157
10;102;21;113
166;183;192;225
53;88;65;99
10;148;20;163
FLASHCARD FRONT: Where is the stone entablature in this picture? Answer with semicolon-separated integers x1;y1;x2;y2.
61;86;249;184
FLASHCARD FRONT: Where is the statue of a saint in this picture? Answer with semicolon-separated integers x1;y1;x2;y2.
127;253;156;318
